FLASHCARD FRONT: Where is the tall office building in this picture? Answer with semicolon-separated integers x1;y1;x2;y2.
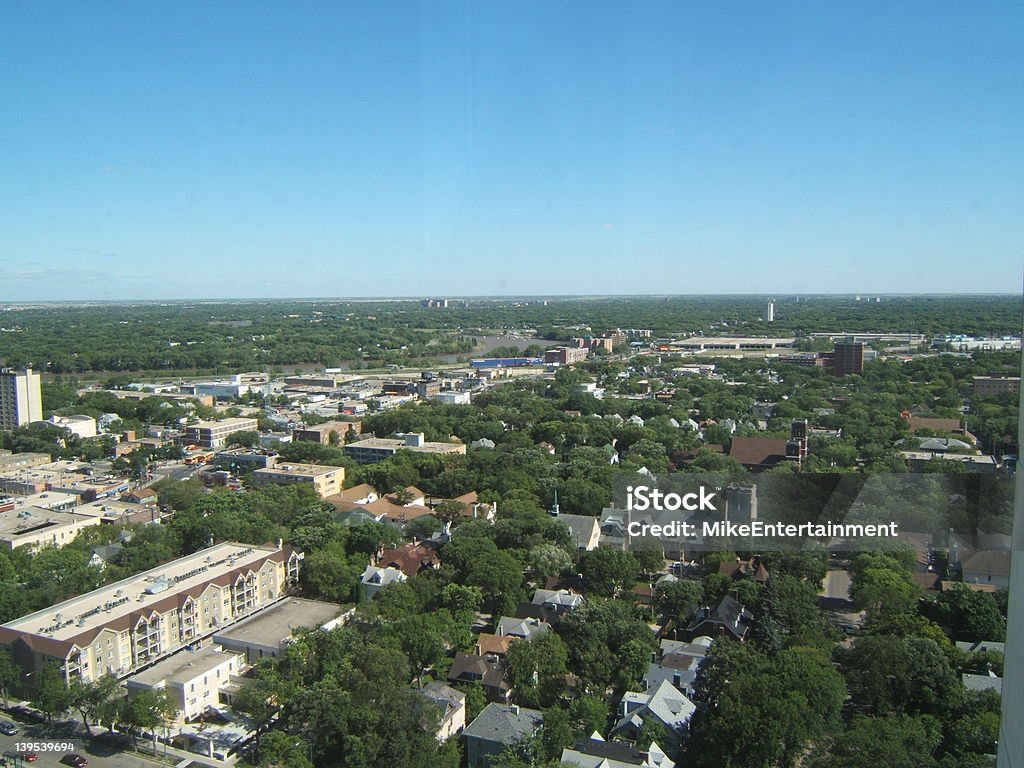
831;341;865;376
766;299;775;323
0;368;43;430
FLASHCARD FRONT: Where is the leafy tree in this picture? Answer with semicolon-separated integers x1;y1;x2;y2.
505;633;570;708
32;663;72;725
579;548;640;597
654;579;704;621
527;543;573;583
920;584;1006;641
123;688;179;751
838;635;961;716
0;648;19;708
806;715;942;768
68;674;121;733
558;599;657;692
852;567;922;617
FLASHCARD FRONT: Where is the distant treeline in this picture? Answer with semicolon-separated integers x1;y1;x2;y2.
0;295;1019;373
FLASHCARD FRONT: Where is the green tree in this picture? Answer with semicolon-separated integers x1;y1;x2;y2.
579;548;640;597
32;663;72;726
505;633;570;708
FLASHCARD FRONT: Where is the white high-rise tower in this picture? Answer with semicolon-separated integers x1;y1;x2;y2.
766;299;775;323
0;368;43;430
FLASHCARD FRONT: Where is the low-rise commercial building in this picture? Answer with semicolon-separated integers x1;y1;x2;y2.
183;418;259;450
292;420;361;444
0;450;52;470
0;506;101;551
44;415;97;440
344;433;466;464
251;463;344;498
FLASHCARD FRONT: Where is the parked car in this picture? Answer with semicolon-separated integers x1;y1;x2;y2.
0;721;18;735
4;751;37;762
60;755;88;767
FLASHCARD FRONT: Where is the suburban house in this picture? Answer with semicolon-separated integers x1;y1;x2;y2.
374;541;441;577
958;550;1011;589
561;733;675;768
463;703;544;768
420;681;467;741
496;616;552;641
612;679;696;747
685;595;753;641
717;556;770;583
359;565;406;602
448;652;512;704
643;637;712;696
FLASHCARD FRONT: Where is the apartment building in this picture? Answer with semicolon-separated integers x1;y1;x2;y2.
126;645;245;724
183;418;259;449
213;597;348;664
251;463;344;498
972;376;1020;398
0;368;43;430
0;541;303;691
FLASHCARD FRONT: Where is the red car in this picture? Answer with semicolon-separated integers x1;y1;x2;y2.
5;752;38;763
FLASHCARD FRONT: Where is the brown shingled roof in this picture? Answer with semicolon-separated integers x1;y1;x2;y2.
729;437;790;469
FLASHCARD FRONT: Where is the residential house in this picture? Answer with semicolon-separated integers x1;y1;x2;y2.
448;652;511;704
358;565;406;602
613;680;696;747
561;734;675;768
959;551;1012;590
375;541;441;577
717;557;770;583
685;595;752;641
420;681;467;741
463;703;544;768
495;616;552;641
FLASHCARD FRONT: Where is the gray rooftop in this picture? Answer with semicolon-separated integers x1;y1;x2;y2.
463;702;543;745
213;597;345;647
129;645;242;687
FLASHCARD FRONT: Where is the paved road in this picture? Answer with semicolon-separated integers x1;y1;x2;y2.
821;569;852;601
0;721;216;768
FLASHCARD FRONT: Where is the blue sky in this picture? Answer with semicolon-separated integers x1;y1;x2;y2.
1;2;1021;300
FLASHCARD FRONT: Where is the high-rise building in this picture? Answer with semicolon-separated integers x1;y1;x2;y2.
831;341;865;376
0;368;43;430
766;300;775;323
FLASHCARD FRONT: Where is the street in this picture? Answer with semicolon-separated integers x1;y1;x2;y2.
0;721;218;768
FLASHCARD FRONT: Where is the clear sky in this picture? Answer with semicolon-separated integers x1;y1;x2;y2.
1;2;1021;300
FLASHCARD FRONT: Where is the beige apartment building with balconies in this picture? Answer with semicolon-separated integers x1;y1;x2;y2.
0;541;302;692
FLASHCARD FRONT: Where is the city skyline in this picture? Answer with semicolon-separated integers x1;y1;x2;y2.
1;2;1022;301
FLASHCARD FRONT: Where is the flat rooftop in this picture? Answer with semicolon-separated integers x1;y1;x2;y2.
129;644;242;687
254;463;342;478
214;597;345;647
347;437;464;453
187;418;258;430
0;507;95;537
74;499;153;519
2;491;79;511
1;541;284;642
